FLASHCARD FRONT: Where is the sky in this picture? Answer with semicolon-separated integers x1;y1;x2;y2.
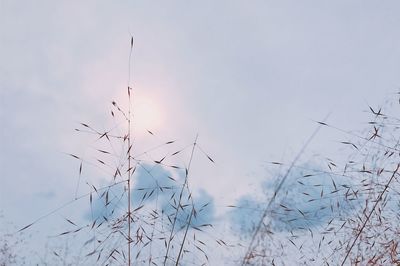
2;1;400;265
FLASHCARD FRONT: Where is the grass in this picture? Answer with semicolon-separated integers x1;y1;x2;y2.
237;96;400;265
15;38;216;266
9;37;400;265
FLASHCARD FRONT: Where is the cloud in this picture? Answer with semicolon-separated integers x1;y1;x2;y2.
83;183;125;222
131;163;216;228
229;195;264;235
229;162;359;235
160;188;215;230
131;163;177;205
85;163;216;229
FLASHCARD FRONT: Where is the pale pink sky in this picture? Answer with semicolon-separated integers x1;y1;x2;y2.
2;1;400;264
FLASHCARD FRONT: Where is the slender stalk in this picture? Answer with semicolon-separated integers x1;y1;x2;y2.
127;36;134;266
175;207;194;266
163;135;198;266
127;116;131;266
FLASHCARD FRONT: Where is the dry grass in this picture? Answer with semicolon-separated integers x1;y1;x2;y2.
16;38;217;266
11;38;400;266
239;96;400;265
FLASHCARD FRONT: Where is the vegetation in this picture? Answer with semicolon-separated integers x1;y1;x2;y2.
5;39;400;265
238;97;400;265
13;38;217;266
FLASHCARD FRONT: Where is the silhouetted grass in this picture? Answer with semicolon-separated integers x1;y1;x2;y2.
238;95;400;265
16;38;216;266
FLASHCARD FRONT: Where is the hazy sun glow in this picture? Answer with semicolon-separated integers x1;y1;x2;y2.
114;87;165;135
132;94;164;133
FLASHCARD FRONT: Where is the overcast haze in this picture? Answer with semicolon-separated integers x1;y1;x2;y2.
2;1;400;264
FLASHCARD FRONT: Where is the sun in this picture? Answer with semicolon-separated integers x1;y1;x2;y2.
112;84;165;136
131;93;164;133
